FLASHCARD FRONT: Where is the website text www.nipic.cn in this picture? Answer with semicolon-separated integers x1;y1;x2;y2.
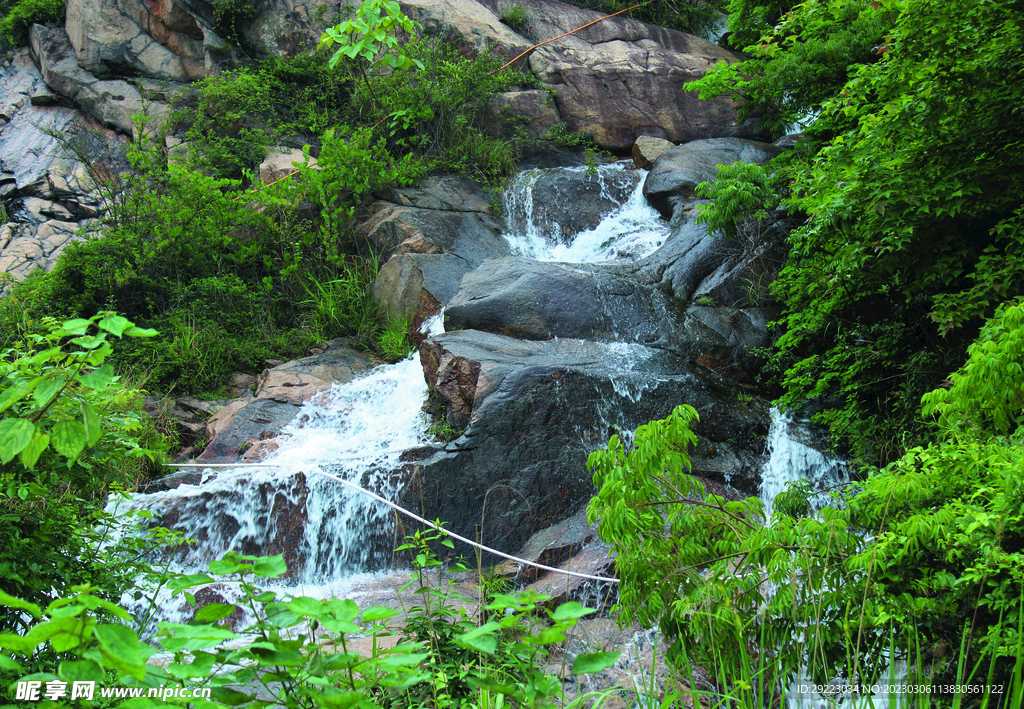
15;680;213;701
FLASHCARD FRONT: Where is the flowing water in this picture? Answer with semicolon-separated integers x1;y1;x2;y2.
759;412;908;709
501;161;669;263
759;408;848;517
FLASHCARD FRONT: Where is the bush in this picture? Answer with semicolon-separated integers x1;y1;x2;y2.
0;0;64;49
0;536;623;707
354;38;530;184
562;0;727;40
0;313;169;662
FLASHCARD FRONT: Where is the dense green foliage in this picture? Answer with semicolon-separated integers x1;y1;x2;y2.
589;307;1024;699
0;538;621;708
690;0;1024;462
0;0;64;49
0;314;169;659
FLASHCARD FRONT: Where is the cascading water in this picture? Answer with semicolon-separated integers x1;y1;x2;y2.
110;318;447;622
759;408;847;517
502;161;669;263
759;411;907;709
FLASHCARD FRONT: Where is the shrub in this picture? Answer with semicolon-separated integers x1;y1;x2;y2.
0;538;622;707
0;313;169;657
355;38;531;184
0;0;65;48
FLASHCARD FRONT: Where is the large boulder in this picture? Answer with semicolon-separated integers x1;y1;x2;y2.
643;138;784;222
402;330;769;558
365;175;511;328
30;24;173;136
65;0;205;81
444;256;670;344
401;0;766;150
518;166;639;244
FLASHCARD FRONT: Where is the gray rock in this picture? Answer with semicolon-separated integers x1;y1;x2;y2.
643;138;784;222
487;89;561;139
30;24;171;136
400;0;767;150
403;329;768;559
525;166;639;244
445;256;669;344
364;175;511;326
632;135;674;169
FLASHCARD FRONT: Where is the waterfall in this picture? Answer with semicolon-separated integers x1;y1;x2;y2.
759;408;847;517
108;319;448;624
501;161;669;263
760;410;910;709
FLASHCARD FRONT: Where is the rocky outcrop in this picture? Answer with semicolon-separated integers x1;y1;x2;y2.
365;175;510;329
65;0;205;81
0;48;122;282
402;330;768;558
30;24;174;136
402;0;765;150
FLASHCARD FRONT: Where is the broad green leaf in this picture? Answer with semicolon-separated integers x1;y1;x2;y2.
81;402;102;446
77;364;115;391
95;624;150;679
0;418;35;463
194;603;237;622
19;430;50;469
252;555;287;578
98;314;130;337
550;601;594;621
60;318;91;335
571;651;620;674
32;375;65;408
361;606;398;622
0;588;41;618
51;419;88;460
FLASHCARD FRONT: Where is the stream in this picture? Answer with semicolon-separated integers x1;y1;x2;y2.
110;161;873;704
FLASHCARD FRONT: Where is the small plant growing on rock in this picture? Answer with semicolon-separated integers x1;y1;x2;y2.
429;419;462;443
498;1;533;38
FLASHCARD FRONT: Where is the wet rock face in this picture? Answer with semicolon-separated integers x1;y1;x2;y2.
526;168;639;242
406;330;768;559
365;176;510;329
190;340;379;463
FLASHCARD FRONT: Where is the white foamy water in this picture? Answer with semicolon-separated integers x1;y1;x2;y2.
758;411;906;708
759;408;848;518
502;162;669;263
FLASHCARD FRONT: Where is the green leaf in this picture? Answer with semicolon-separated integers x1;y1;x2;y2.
0;589;41;618
123;325;159;338
0;418;36;463
51;419;88;460
95;624;150;679
550;601;593;621
194;603;237;622
81;402;102;447
98;314;131;337
455;622;500;654
252;555;287;578
571;651;620;674
60;318;91;335
361;606;398;622
19;430;50;469
77;364;115;391
32;375;65;408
